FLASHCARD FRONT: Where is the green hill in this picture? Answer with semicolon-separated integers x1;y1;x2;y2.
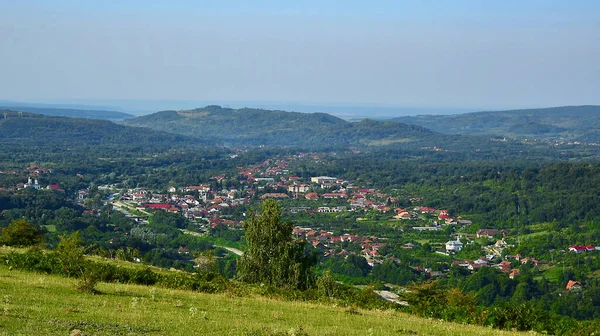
123;105;586;160
391;105;600;141
0;264;524;336
0;110;206;149
124;105;439;148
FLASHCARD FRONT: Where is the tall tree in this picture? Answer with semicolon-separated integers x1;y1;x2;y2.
237;199;314;289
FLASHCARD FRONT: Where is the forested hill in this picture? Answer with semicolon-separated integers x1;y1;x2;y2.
123;105;457;148
0;105;134;121
391;105;600;142
0;110;206;149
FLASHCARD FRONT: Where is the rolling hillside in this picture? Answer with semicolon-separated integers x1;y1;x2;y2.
0;264;526;336
0;110;205;149
391;105;600;141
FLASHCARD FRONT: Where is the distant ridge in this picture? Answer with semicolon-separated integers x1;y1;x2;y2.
124;105;440;148
0;105;134;121
0;110;205;149
391;105;600;141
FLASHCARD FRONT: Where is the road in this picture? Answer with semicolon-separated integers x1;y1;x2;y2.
180;229;244;256
215;245;243;256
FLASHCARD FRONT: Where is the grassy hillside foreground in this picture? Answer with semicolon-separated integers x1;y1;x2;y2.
0;266;527;336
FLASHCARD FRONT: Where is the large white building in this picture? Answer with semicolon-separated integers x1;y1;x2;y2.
24;177;40;190
445;239;463;253
310;176;337;184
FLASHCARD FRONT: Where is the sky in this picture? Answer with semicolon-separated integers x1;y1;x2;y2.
1;1;599;113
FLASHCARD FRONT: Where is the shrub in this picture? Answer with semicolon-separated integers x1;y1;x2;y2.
76;265;101;294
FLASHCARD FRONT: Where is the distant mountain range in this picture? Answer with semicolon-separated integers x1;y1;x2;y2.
0;106;590;160
0;105;134;121
391;105;600;142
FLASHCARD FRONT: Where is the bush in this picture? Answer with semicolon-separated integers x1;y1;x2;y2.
76;265;101;294
316;270;337;298
484;302;552;333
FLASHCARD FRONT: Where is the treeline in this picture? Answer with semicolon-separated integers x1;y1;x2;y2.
321;156;600;228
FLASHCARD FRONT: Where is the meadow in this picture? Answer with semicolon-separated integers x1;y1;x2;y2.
0;265;529;336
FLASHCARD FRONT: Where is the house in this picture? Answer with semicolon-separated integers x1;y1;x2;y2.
468;263;487;271
305;192;319;200
520;257;538;267
254;178;275;183
569;245;587;254
438;214;451;221
364;249;380;257
445;239;463;253
473;258;488;265
452;260;470;268
495;239;508;248
417;207;436;213
260;193;289;199
413;226;442;231
566;280;582;291
78;190;87;200
132;193;147;201
317;207;332;213
394;211;411;219
496;260;512;273
322;193;347;199
288;184;310;193
477;229;506;238
143;203;171;210
337;250;350;257
509;269;520;279
184;184;211;193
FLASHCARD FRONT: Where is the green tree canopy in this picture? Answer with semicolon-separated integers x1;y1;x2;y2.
0;218;43;247
237;199;315;289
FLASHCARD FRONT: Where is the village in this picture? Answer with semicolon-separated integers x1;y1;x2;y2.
3;157;597;289
75;154;597;286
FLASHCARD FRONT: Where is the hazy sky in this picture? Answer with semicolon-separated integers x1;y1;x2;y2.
1;1;599;110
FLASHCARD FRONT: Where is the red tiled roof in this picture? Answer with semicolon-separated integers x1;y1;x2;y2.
144;203;170;209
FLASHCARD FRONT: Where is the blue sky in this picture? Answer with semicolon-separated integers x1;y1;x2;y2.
1;1;599;112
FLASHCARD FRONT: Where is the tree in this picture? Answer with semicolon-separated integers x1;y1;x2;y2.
0;218;43;247
237;199;315;289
